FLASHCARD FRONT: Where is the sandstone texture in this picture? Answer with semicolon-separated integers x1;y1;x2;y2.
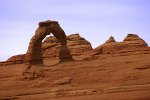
0;51;150;100
0;32;150;100
53;77;73;85
94;34;149;55
42;33;93;59
105;36;116;43
25;20;72;64
1;34;149;66
1;19;150;99
0;34;92;66
0;54;25;66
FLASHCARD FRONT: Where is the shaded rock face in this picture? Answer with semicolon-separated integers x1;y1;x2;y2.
42;33;93;59
94;34;149;55
25;20;73;64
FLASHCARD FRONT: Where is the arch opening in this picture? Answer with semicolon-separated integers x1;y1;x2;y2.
24;20;73;65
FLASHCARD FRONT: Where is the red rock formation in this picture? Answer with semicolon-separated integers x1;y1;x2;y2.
0;34;92;66
42;33;93;59
25;20;73;64
0;54;25;66
21;20;74;78
105;36;116;43
94;34;149;55
7;54;25;64
1;33;149;66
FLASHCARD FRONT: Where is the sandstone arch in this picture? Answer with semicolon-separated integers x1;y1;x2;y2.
24;20;73;64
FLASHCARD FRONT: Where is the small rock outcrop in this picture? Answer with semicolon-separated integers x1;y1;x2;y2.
105;36;116;43
94;34;149;55
0;54;25;66
53;77;73;85
7;54;25;64
42;33;93;59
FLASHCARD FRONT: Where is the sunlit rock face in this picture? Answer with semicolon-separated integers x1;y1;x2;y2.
0;33;93;66
42;33;93;59
94;34;149;55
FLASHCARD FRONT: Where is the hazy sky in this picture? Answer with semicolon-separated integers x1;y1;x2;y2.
0;0;150;61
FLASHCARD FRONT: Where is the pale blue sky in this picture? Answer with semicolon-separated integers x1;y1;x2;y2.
0;0;150;61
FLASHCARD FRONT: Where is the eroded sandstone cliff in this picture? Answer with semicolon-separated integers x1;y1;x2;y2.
42;33;93;59
0;34;93;66
94;34;149;55
1;34;150;66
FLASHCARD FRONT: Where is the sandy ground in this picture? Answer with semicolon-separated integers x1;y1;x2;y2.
0;53;150;100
